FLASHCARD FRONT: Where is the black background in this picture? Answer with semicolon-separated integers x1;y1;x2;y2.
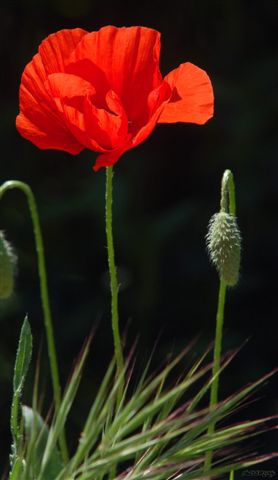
0;0;277;474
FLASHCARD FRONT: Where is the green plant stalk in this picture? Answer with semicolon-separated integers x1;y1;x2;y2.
204;278;227;471
0;180;68;463
205;169;236;472
105;167;124;393
209;282;227;410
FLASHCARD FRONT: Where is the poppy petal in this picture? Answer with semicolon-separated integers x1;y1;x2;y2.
60;91;129;153
93;83;170;170
83;91;129;149
17;53;84;153
39;28;88;74
158;62;214;124
16;112;83;154
45;73;95;99
45;72;96;112
93;145;131;171
61;105;106;152
70;26;162;121
132;81;171;145
66;59;110;107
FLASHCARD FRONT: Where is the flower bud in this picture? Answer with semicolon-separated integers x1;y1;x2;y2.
206;212;241;286
0;231;17;298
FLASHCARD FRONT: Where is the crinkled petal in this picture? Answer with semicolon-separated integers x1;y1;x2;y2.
59;90;129;154
92;82;171;170
132;81;171;145
61;105;106;153
16;53;84;153
19;53;58;120
39;28;88;74
66;59;110;107
83;91;129;150
16;112;83;154
70;26;162;121
45;73;95;99
16;46;83;153
45;72;96;112
158;62;214;124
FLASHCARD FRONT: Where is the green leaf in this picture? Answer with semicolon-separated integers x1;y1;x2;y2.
10;317;33;469
22;406;63;479
13;317;32;393
9;457;24;480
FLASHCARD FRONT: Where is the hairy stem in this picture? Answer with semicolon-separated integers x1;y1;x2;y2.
105;167;124;394
0;180;68;462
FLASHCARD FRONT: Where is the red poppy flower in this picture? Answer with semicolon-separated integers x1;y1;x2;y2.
16;26;214;171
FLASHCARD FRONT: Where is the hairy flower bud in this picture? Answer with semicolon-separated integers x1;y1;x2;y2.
0;231;17;298
206;212;241;286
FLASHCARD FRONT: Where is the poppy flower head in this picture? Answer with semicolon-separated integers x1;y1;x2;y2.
16;26;214;171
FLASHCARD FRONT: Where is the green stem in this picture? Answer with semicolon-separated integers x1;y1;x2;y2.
105;168;123;480
0;180;68;462
204;279;227;471
105;167;124;391
209;280;226;409
205;169;236;473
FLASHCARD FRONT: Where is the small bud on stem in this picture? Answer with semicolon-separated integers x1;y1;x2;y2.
205;169;241;472
206;169;241;287
206;212;241;286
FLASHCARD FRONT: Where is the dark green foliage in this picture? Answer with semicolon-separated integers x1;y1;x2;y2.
11;346;277;480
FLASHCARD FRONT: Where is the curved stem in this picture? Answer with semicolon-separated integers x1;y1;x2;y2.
105;167;124;391
205;169;237;473
0;180;68;462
